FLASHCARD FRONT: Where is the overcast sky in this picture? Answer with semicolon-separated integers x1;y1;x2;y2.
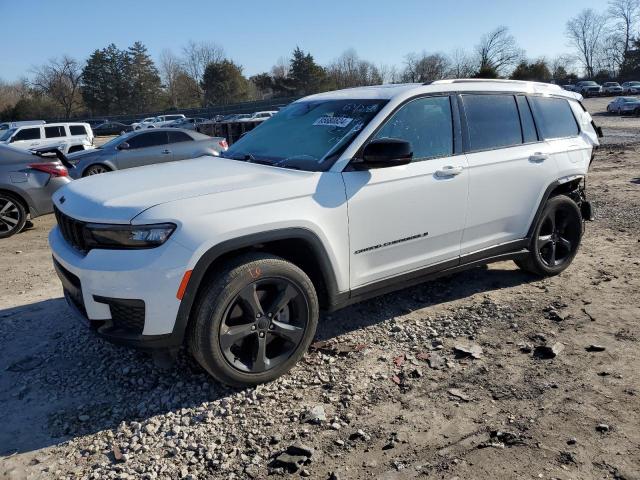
1;0;610;81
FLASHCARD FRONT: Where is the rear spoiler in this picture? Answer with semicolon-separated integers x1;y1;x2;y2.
30;147;75;169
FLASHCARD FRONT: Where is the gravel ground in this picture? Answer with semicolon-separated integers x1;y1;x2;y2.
1;111;639;479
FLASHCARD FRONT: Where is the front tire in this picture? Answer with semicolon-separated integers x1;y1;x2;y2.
515;195;583;276
0;192;27;239
188;253;319;387
83;164;112;177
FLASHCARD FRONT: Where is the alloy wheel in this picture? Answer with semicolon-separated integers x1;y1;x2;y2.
219;278;309;373
536;204;581;268
0;197;20;234
86;165;109;176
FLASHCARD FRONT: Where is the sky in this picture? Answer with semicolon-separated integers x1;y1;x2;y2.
1;0;609;81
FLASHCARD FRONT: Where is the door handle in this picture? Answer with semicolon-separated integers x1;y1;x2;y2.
162;149;171;155
435;165;464;177
529;153;549;163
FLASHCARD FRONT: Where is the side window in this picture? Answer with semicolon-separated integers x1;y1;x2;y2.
528;96;580;139
462;94;522;151
14;127;41;141
45;126;66;138
373;96;453;161
516;96;538;143
168;131;193;143
127;131;168;149
69;125;87;136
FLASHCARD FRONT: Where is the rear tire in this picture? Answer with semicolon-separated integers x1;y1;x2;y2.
0;192;27;239
515;195;583;276
187;253;319;387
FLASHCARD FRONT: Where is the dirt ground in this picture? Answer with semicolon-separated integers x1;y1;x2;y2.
0;101;639;479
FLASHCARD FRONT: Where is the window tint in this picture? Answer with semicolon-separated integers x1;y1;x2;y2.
127;131;168;149
374;96;453;160
168;131;193;143
463;94;522;151
14;127;41;141
69;125;87;136
516;96;538;143
45;126;66;138
529;96;579;139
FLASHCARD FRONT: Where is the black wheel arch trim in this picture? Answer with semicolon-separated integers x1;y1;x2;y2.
170;227;342;346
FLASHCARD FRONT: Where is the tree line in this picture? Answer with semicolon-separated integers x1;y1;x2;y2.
3;0;640;121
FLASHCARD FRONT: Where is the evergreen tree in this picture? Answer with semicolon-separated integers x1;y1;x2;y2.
127;42;162;113
201;60;249;106
288;47;327;95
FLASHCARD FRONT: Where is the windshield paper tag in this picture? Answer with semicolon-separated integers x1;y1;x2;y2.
313;116;353;128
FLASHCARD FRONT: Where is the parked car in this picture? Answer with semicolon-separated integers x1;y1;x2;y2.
0;144;70;238
135;114;186;130
93;122;134;136
606;96;640;115
49;79;599;386
562;85;577;92
131;117;157;130
248;111;278;121
0;123;94;154
621;81;640;94
575;81;602;97
67;128;227;178
0;120;46;131
168;117;209;130
85;119;109;129
602;82;623;95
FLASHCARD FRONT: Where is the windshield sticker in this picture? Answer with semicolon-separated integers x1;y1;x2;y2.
342;103;380;113
313;116;353;128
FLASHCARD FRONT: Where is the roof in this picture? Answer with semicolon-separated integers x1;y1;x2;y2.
301;79;580;102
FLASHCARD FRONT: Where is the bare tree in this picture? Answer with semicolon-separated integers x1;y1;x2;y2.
270;57;290;80
475;26;523;75
402;52;450;83
181;40;225;101
0;79;26;114
378;64;400;84
566;9;608;77
608;0;640;55
550;54;579;78
448;48;476;78
159;49;182;108
30;56;83;119
326;49;382;88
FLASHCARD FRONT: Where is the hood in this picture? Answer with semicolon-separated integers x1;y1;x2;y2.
67;148;103;161
52;156;315;223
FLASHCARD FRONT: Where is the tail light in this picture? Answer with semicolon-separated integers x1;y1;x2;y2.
29;162;69;177
218;139;228;149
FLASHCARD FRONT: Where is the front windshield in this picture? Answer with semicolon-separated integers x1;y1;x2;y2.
0;128;16;142
223;99;387;171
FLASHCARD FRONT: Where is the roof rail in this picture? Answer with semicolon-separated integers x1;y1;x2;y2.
428;79;562;90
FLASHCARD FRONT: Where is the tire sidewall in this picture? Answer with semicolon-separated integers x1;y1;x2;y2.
83;164;110;177
530;195;582;275
191;254;319;386
0;192;27;239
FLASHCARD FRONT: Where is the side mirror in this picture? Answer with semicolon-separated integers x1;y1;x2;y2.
9;136;16;143
118;142;130;150
360;138;413;168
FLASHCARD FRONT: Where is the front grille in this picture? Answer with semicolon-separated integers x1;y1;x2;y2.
94;296;145;334
54;206;88;252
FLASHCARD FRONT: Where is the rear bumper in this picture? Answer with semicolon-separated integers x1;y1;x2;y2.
49;225;194;349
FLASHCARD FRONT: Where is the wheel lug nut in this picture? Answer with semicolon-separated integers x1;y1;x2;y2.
259;332;265;338
267;313;272;318
269;324;274;330
256;313;261;318
251;325;256;330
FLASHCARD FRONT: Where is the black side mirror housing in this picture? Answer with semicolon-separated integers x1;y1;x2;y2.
360;138;413;169
118;142;130;150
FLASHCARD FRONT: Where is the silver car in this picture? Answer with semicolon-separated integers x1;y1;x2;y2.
0;144;71;238
606;96;640;115
67;128;228;178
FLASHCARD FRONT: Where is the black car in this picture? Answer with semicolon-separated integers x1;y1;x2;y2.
93;122;133;136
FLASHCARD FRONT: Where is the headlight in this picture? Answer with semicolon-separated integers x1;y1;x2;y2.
84;223;176;249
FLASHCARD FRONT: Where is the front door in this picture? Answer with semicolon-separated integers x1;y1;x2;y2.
343;96;469;288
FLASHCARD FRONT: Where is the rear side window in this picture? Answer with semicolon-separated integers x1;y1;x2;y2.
45;126;66;138
516;96;538;143
168;131;193;143
528;97;579;139
69;125;87;136
374;96;453;161
463;94;522;151
14;127;41;141
127;131;168;149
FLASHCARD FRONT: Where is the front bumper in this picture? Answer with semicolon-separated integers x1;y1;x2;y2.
49;226;194;349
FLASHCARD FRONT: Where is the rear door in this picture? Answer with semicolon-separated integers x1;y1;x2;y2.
460;93;559;255
43;125;69;151
115;131;170;169
167;130;194;161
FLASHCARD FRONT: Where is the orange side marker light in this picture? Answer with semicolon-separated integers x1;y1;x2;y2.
176;270;193;300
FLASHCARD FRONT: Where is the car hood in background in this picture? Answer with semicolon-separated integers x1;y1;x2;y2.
52;156;316;223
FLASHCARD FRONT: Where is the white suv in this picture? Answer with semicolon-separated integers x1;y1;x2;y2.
135;114;186;130
0;122;94;154
49;80;600;386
